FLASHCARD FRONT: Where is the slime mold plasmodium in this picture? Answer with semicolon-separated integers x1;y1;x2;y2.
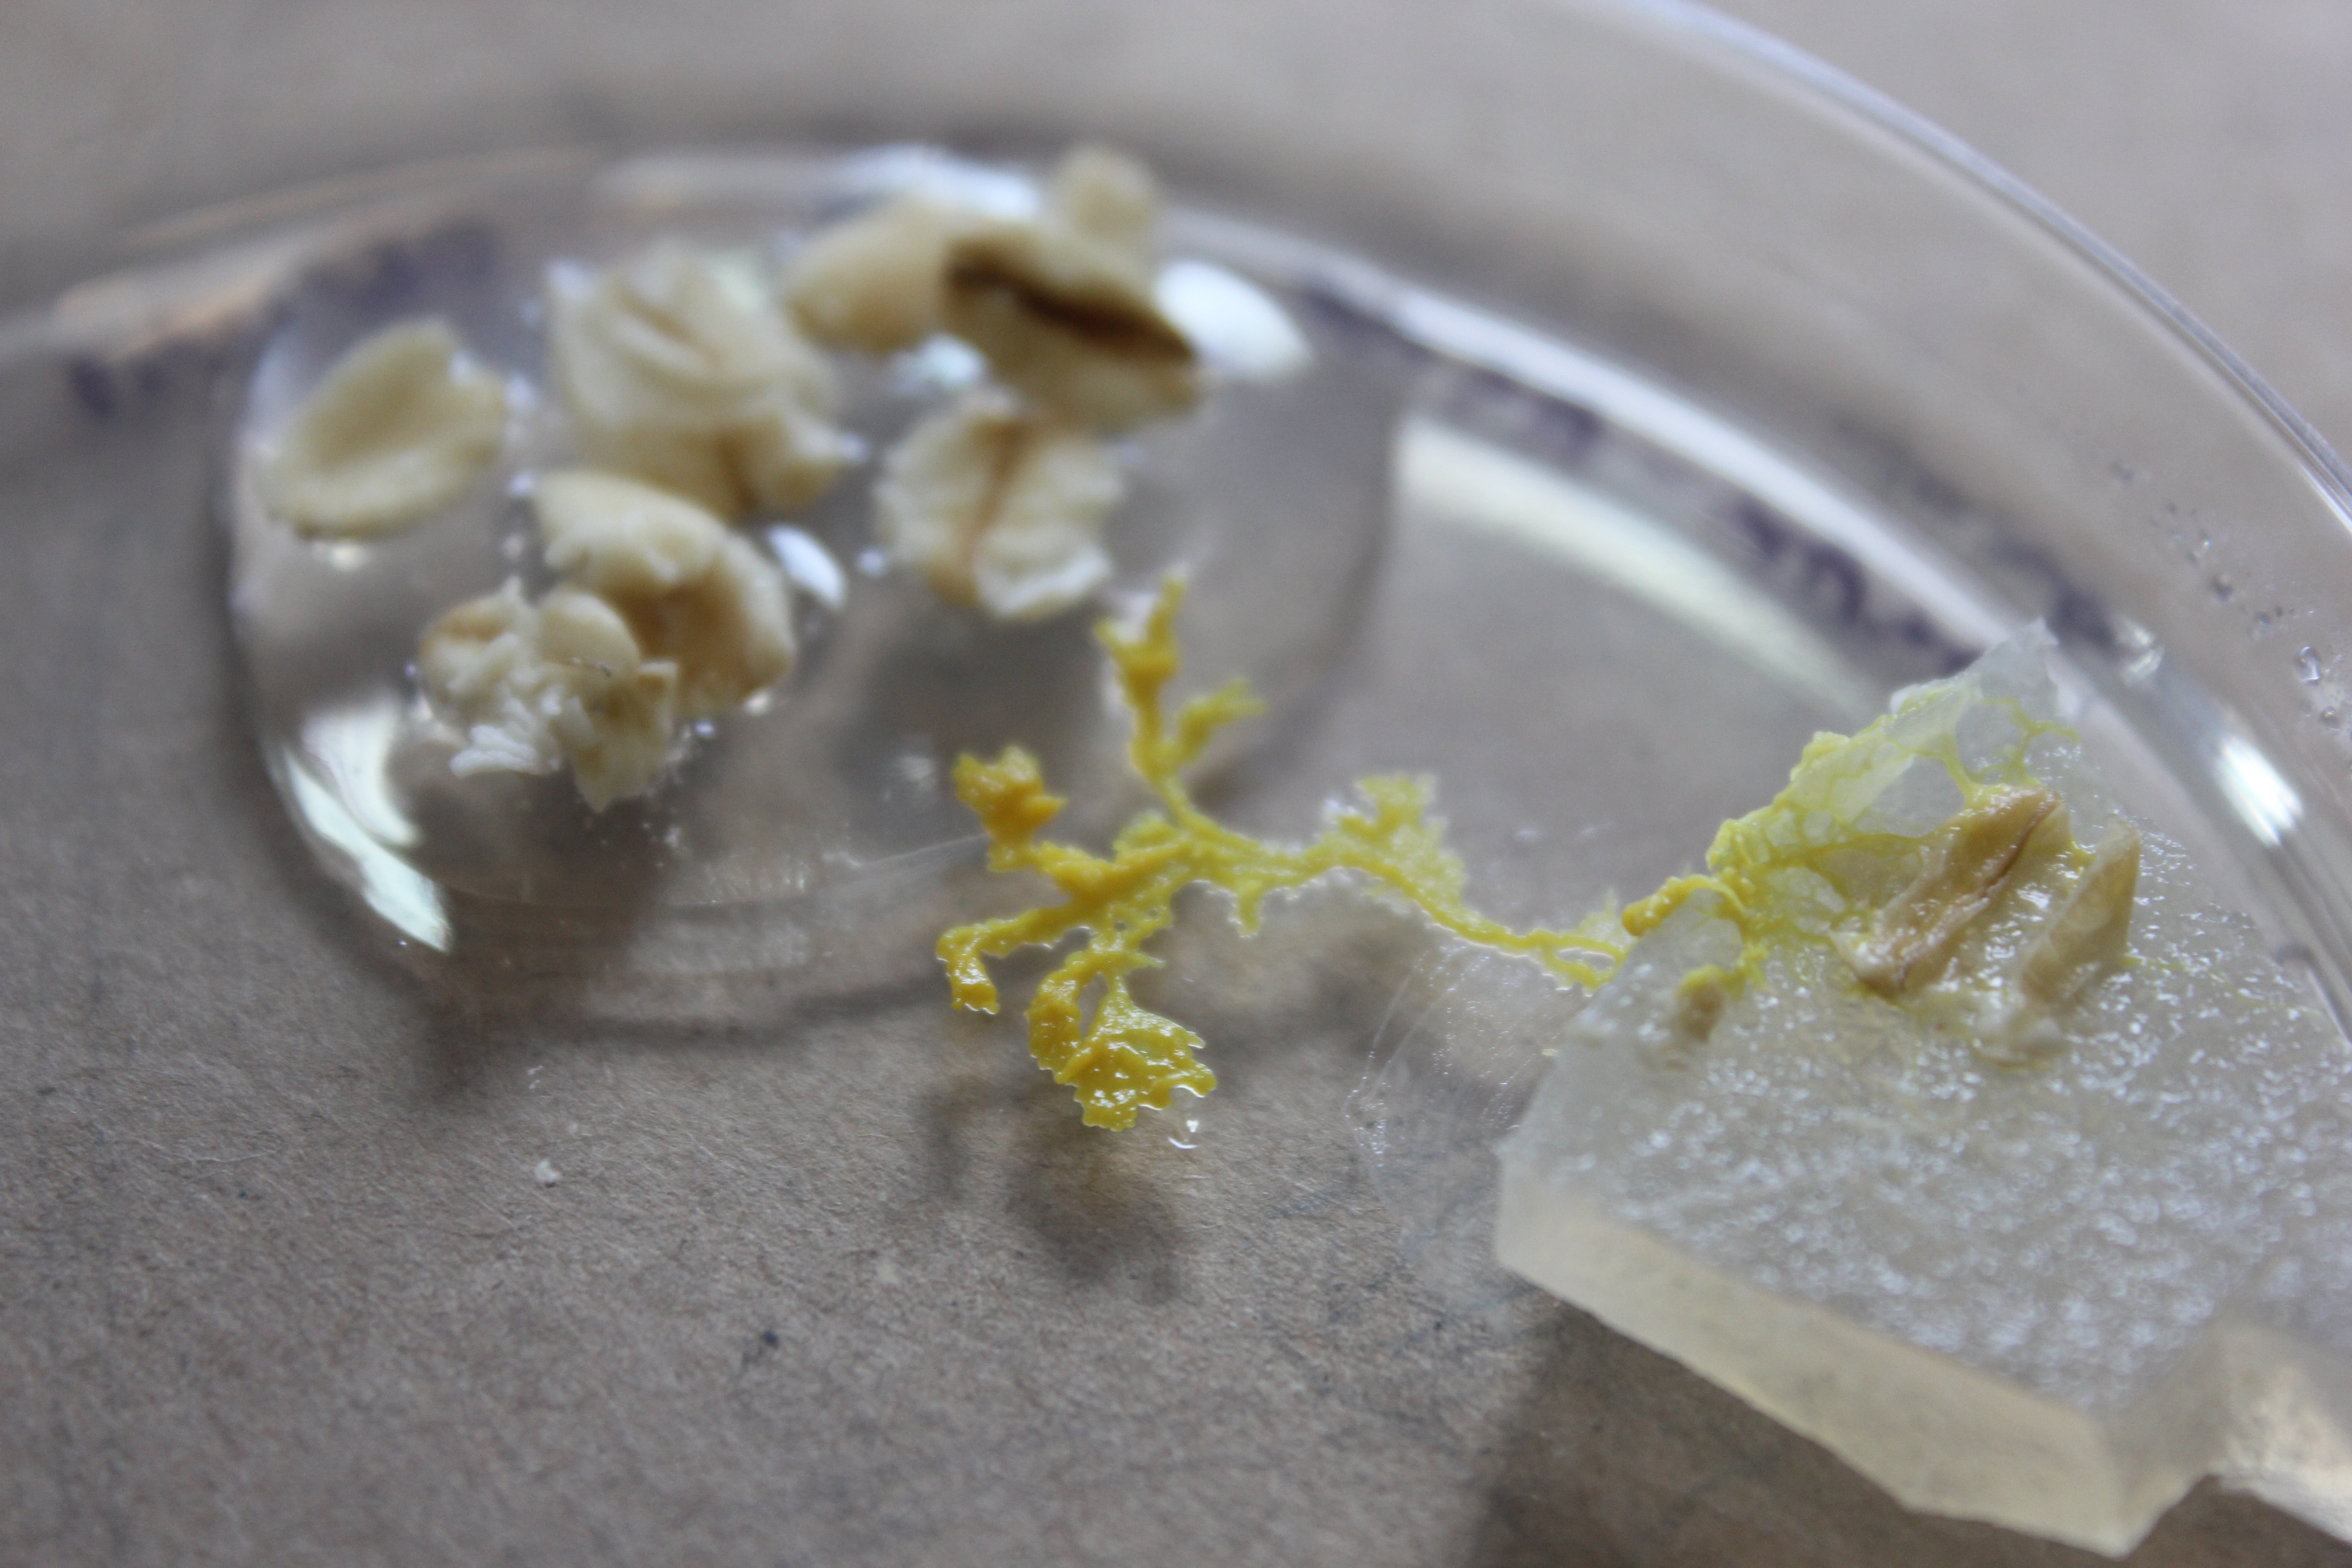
1605;661;2141;1063
937;576;1624;1128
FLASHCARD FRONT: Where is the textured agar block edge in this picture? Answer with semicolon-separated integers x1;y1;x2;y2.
1495;1162;2352;1555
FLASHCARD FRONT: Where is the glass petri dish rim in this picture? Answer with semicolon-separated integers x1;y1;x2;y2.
1608;0;2352;519
0;0;2328;534
0;0;2338;526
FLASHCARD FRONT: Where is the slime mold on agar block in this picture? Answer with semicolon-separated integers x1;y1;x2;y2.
1496;631;2352;1555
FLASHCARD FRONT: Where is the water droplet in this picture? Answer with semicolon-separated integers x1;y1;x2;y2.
2121;642;2165;685
2301;647;2323;684
2212;575;2236;603
892;749;938;792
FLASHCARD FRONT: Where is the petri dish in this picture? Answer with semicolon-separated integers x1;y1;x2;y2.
10;1;2352;1562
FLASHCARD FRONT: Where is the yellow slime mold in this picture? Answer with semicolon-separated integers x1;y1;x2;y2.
1613;678;2099;1015
938;577;1625;1129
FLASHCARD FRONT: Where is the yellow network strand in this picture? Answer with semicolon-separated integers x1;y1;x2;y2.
937;576;1627;1129
1611;689;2087;999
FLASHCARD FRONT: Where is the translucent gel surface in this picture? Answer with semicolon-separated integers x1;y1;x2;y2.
1497;642;2352;1554
227;150;1395;984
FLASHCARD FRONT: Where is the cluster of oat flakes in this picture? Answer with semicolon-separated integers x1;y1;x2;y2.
255;146;1238;808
